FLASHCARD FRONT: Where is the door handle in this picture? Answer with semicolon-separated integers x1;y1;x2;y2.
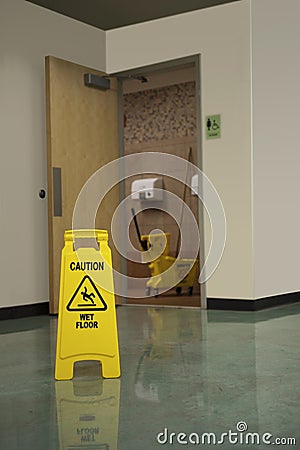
39;189;46;199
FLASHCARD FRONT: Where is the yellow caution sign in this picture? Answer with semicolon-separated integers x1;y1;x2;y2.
55;230;120;380
56;379;120;449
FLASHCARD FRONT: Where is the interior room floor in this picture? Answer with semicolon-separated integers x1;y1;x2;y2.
0;303;300;449
126;293;200;307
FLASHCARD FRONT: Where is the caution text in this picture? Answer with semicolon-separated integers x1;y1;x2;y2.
70;261;105;271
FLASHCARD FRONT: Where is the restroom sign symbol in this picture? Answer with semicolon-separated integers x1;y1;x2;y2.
206;114;221;140
66;275;108;312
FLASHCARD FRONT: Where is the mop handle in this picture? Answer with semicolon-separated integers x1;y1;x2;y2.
131;208;148;251
175;147;193;257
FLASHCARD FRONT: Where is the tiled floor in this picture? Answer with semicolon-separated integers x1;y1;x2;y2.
0;303;300;449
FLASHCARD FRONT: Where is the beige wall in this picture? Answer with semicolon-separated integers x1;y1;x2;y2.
107;1;254;299
251;0;300;299
0;0;106;307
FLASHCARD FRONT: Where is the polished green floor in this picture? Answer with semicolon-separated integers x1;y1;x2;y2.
0;303;300;449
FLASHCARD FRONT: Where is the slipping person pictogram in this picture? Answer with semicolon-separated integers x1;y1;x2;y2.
81;286;95;305
66;275;108;311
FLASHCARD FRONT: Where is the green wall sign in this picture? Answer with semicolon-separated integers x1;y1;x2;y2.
206;114;221;140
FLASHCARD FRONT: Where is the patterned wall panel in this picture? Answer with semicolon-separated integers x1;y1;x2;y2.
124;82;196;144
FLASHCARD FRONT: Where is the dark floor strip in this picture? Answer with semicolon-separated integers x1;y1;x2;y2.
207;291;300;311
0;302;49;320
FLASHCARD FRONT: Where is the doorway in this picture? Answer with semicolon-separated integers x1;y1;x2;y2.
115;56;204;308
45;55;205;313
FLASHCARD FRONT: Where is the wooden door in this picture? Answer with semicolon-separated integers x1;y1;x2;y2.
45;56;120;314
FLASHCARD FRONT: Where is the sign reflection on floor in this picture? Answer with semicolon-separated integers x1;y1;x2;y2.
55;378;120;449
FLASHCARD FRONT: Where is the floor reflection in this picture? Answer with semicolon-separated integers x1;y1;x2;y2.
134;308;204;404
1;304;300;449
55;379;120;450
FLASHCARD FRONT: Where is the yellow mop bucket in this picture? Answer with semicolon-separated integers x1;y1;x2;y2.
140;232;170;263
146;256;198;297
131;208;198;297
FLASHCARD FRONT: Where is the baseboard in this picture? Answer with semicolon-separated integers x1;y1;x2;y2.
0;302;49;321
1;292;299;319
207;291;300;311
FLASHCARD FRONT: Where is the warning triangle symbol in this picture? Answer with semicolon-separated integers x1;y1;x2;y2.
66;275;108;312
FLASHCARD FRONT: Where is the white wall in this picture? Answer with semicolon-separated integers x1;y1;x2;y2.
0;0;106;308
0;0;258;308
251;0;300;298
107;1;254;299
